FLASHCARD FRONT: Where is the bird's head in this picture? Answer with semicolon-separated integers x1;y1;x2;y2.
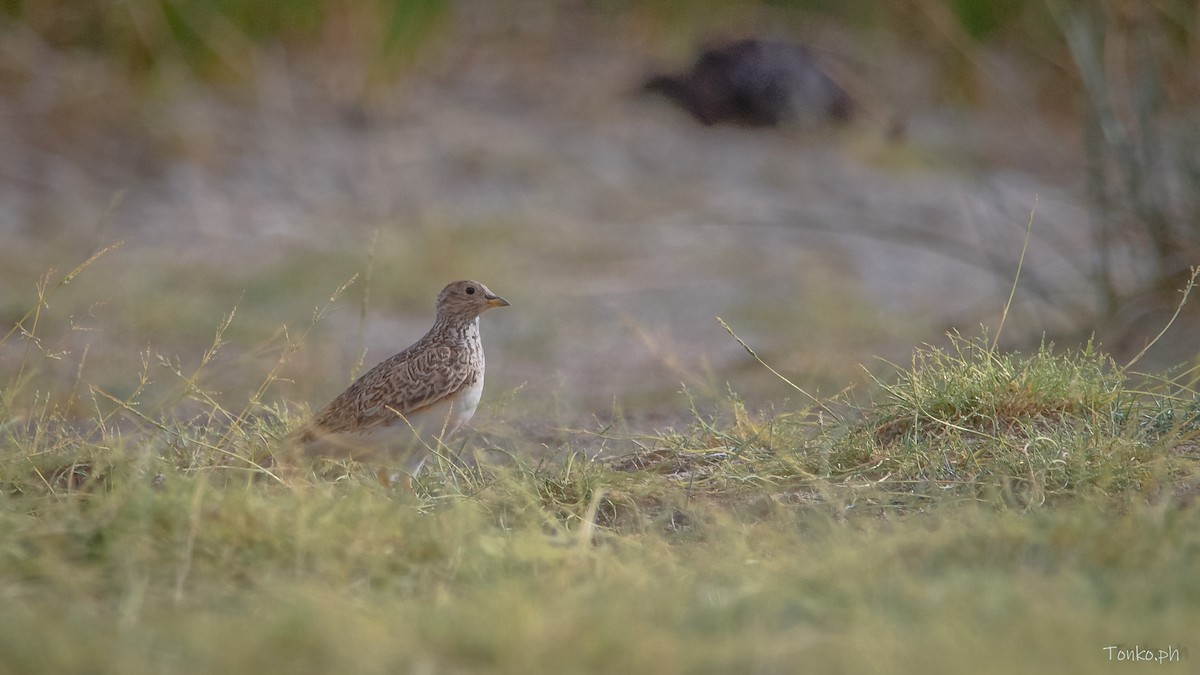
436;280;510;320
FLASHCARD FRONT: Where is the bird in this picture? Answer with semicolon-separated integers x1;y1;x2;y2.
292;279;510;480
643;38;853;128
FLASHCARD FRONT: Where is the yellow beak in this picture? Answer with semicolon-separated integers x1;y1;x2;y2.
485;294;511;308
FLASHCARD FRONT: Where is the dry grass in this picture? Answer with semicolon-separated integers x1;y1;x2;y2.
4;4;1200;668
2;252;1199;674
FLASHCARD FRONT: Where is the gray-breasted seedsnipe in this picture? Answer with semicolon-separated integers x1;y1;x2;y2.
294;280;510;476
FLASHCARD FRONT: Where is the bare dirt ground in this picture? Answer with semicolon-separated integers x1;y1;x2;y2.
0;4;1178;448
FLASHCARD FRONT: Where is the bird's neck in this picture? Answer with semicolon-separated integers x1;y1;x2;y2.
432;314;481;341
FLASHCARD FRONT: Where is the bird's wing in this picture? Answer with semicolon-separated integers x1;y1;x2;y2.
303;344;473;438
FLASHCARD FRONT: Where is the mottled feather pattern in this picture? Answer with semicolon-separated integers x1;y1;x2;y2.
294;280;507;466
303;321;482;437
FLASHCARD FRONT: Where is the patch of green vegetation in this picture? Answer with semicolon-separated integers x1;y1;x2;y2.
849;334;1171;505
618;331;1198;513
2;257;1199;673
5;0;451;79
0;429;1197;673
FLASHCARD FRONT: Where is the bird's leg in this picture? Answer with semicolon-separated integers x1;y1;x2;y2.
377;466;417;493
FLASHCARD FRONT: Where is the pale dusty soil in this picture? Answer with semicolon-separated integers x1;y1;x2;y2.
0;3;1184;447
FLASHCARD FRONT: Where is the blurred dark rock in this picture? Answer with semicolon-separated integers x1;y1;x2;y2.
643;39;853;128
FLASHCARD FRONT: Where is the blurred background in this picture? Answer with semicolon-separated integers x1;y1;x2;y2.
1;0;1198;435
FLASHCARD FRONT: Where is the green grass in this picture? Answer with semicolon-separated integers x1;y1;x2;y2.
6;2;1200;669
3;259;1199;674
5;0;452;80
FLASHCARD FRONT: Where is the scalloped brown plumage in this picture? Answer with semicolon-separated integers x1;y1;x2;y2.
293;280;510;476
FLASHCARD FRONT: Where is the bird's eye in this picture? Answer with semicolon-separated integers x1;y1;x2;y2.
465;286;476;295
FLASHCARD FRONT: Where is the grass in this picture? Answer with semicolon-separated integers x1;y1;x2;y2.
2;256;1199;674
6;2;1199;669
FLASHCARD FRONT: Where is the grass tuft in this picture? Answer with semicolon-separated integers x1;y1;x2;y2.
605;330;1200;513
3;259;1200;673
